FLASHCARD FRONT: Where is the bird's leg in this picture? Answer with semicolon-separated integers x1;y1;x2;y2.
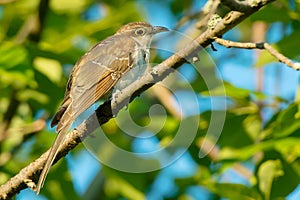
112;88;122;105
112;89;129;110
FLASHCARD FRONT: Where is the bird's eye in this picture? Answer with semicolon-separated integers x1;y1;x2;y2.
135;28;145;36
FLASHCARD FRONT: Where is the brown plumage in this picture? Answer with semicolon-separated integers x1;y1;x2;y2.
35;22;168;193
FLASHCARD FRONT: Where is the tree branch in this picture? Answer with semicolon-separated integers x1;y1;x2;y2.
0;0;276;198
214;37;300;70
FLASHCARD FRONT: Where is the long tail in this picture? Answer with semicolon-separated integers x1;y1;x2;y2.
35;108;73;194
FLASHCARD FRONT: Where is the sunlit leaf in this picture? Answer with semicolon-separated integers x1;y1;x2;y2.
258;160;284;200
205;182;262;200
0;42;28;69
255;49;277;67
50;0;92;13
274;137;300;163
33;57;62;84
0;68;37;89
17;89;49;104
218;138;300;161
202;82;267;102
243;114;262;140
104;176;145;199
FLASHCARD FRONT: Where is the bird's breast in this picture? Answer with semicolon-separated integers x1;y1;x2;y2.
114;48;149;91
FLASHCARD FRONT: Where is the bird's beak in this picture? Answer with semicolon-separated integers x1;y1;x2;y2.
152;26;169;34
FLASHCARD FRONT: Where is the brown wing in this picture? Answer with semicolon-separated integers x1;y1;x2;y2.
70;58;133;119
51;34;136;131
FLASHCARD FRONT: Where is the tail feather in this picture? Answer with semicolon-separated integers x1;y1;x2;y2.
35;108;73;194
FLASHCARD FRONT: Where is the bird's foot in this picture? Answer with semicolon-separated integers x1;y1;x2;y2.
112;89;122;105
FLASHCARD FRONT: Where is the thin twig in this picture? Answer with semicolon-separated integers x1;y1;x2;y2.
214;37;300;70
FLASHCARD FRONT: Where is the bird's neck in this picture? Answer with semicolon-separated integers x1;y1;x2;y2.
130;36;152;49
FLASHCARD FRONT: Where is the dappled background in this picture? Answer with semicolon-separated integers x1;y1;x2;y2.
1;0;300;199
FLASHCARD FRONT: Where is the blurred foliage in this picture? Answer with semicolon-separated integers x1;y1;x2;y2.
0;0;300;200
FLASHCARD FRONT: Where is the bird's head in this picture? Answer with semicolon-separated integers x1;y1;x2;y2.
116;22;169;47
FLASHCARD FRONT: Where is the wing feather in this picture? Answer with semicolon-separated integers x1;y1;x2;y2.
52;34;136;129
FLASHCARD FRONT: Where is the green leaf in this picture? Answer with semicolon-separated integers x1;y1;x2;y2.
104;176;146;200
203;82;267;103
276;30;300;59
205;182;262;200
263;102;300;138
250;3;294;23
215;112;254;149
17;89;49;104
258;160;284;200
0;68;37;89
170;0;192;15
0;42;28;69
33;57;62;84
50;0;91;13
255;49;277;67
218;138;300;161
243;114;262;140
267;154;300;199
274;137;300;163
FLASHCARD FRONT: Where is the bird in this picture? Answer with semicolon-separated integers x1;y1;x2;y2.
35;22;168;193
